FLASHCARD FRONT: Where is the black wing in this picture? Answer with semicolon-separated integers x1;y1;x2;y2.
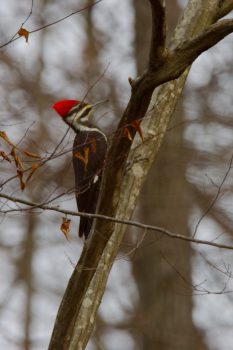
72;130;107;238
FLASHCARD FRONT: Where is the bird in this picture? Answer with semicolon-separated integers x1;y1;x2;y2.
52;99;107;238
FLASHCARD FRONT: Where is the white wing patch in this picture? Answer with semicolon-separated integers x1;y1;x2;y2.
93;175;99;183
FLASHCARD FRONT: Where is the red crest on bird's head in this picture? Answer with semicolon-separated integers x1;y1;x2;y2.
52;100;81;117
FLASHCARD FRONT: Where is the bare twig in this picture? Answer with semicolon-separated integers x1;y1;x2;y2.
82;62;110;102
30;0;103;34
193;153;233;237
0;0;103;49
1;0;34;47
22;0;34;27
1;192;233;250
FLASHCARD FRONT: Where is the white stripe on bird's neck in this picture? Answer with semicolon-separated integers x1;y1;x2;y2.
66;104;107;141
77;124;107;140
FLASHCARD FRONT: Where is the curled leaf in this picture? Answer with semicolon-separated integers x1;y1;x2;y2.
17;169;25;191
0;151;11;162
11;147;24;170
61;217;71;240
23;150;41;159
25;163;40;184
0;131;15;147
122;127;133;141
131;120;144;142
18;27;29;43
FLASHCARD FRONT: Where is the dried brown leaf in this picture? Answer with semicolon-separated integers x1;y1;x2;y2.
122;127;133;141
23;150;41;159
131;120;144;142
18;27;29;43
25;163;40;183
0;151;11;162
60;217;71;240
0;131;15;147
11;147;24;170
17;169;25;191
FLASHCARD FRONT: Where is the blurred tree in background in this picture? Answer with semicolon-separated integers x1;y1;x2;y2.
1;1;233;349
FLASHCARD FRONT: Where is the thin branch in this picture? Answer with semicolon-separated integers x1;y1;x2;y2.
0;128;71;189
30;0;103;34
1;192;233;250
193;152;233;237
82;62;110;102
0;0;103;49
22;0;34;27
1;0;34;46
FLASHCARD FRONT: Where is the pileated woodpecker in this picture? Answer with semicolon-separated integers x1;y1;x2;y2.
52;99;107;238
